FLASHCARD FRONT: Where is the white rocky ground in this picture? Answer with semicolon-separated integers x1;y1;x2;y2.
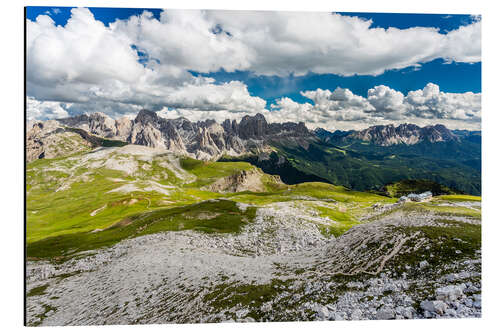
26;202;481;325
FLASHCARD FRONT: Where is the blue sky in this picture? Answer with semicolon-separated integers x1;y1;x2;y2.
195;59;481;107
26;7;481;130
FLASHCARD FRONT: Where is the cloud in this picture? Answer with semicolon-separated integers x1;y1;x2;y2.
111;10;254;74
112;10;481;76
269;89;371;130
26;9;481;130
270;83;481;130
441;20;481;63
265;87;378;129
300;88;374;121
267;98;315;124
26;8;266;121
366;85;407;120
159;80;266;112
27;9;145;86
28;82;481;131
27;96;70;121
405;83;481;121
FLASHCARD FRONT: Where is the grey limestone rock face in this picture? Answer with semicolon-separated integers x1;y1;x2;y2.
29;109;463;163
33;110;314;162
376;307;396;320
201;168;278;193
114;117;133;141
88;112;117;138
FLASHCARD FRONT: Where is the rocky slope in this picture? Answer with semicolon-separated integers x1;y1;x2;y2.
26;120;92;163
26;200;481;325
202;169;281;193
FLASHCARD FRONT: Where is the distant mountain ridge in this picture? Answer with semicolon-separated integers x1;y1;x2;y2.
314;123;473;146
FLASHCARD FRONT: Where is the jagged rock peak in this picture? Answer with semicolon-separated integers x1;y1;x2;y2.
238;113;268;139
135;109;160;124
39;111;314;161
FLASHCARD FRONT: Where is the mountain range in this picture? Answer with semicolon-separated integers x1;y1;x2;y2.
26;110;481;195
54;110;472;151
315;123;459;146
54;110;311;161
314;124;480;147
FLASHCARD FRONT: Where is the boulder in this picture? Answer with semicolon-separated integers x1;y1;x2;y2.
351;309;363;320
400;307;413;319
436;284;466;301
376;307;396;320
420;300;448;315
315;305;330;320
419;260;429;269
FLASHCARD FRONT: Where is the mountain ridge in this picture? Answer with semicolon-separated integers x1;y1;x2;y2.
314;123;474;146
48;110;477;155
53;110;313;160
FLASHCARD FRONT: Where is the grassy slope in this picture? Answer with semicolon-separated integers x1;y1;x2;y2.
27;200;257;259
27;153;248;244
180;157;254;188
26;147;481;261
27;156;180;243
439;194;482;202
42;132;93;159
27;150;278;257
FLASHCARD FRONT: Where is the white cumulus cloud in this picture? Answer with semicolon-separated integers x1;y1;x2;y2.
270;83;481;130
26;8;266;121
405;83;481;121
26;8;481;130
113;10;481;76
366;85;407;120
27;96;70;121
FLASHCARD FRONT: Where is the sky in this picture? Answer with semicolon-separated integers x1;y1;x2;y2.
25;7;481;130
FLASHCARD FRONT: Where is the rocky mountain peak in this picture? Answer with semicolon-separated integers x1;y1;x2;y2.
88;112;116;138
135;109;159;124
238;113;268;139
57;114;89;128
422;124;456;142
